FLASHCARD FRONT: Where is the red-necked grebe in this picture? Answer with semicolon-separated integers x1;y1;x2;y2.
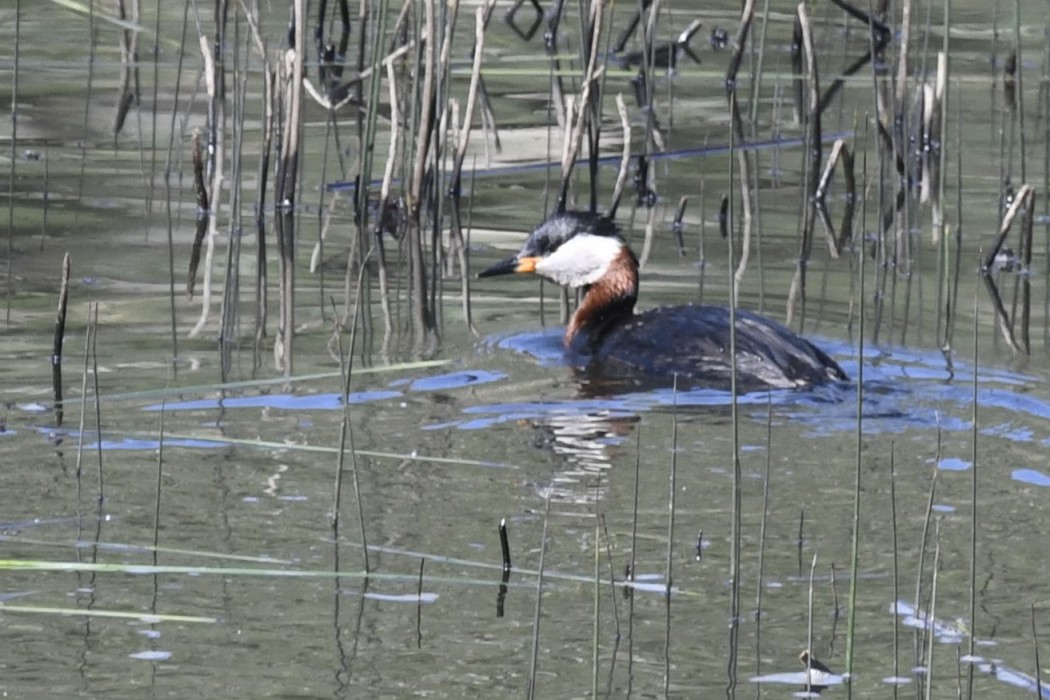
479;211;847;391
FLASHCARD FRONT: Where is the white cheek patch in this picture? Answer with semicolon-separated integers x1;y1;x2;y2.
534;233;622;288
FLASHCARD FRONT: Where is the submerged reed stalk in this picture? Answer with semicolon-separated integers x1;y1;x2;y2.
186;131;209;298
52;252;71;426
112;0;141;137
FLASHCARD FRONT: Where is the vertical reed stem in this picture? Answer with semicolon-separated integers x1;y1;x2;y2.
6;0;19;324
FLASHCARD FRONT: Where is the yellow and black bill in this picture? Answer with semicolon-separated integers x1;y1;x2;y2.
478;255;539;278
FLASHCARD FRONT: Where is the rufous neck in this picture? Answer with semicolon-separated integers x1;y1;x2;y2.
565;246;639;350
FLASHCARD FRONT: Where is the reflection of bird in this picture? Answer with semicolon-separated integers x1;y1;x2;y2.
479;212;847;392
799;650;835;693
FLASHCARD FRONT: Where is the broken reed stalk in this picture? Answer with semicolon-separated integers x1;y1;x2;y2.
724;0;756;301
274;0;306;374
786;1;821;327
52;252;71;426
982;183;1034;272
815;139;856;257
189;5;230;339
608;94;632;218
980;184;1034;350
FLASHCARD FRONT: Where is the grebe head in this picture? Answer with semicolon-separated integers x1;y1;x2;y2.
480;211;640;350
478;211;630;288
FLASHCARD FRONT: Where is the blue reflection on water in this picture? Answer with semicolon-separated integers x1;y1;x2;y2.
143;391;402;412
392;369;506;391
1012;468;1050;487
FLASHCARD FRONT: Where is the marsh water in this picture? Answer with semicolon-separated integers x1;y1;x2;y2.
4;1;1050;697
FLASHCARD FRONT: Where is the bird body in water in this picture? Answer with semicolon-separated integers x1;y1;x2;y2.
479;211;847;392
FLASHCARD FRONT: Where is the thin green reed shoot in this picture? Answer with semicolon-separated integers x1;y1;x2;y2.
844;114;869;696
967;292;980;697
806;552;817;696
726;88;742;695
334;254;374;572
526;493;551;700
592;495;600;698
925;521;941;700
889;443;900;697
663;377;678;696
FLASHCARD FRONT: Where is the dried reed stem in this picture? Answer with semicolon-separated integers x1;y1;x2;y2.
725;0;756;300
608;94;632;218
786;1;821;327
274;1;306;373
188;14;228;338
